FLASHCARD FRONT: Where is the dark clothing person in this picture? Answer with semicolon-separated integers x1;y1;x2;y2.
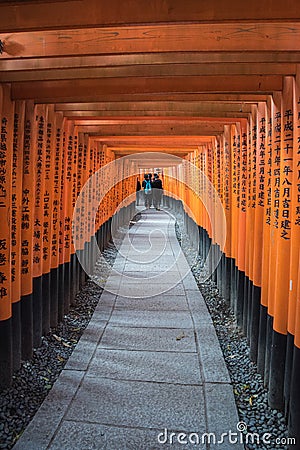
152;174;163;210
142;175;153;209
136;178;141;205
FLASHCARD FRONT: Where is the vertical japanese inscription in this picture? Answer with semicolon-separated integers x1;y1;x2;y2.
280;108;293;240
52;125;61;265
11;113;18;285
21;119;31;282
258;116;266;208
43;120;52;265
0;116;9;309
241;130;247;213
33;114;45;275
273;111;281;230
295;97;300;228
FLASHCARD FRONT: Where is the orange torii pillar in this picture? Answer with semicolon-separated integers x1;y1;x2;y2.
247;106;260;363
20;100;36;361
11;100;25;372
248;102;269;361
268;78;294;411
49;110;64;328
222;125;232;304
32;105;48;343
263;92;282;389
253;96;274;376
239;120;248;337
0;85;14;388
69;127;79;306
43;106;56;328
231;125;244;327
288;68;300;444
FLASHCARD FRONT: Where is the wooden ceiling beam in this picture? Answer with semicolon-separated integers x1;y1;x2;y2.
107;146;198;152
10;76;282;101
91;136;215;147
54;94;268;107
75;123;226;135
73;116;244;126
2;23;300;59
0;62;295;83
63;111;250;119
1;52;300;72
1;0;300;32
56;101;253;113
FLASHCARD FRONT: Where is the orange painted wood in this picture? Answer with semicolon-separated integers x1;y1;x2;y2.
50;112;64;270
247;113;256;282
252;103;265;288
266;94;281;316
10;76;282;102
236;121;247;272
288;69;300;337
32;105;47;279
2;23;300;59
230;124;239;262
11;100;25;304
261;98;275;312
1;0;300;32
223;126;232;258
273;77;294;335
42;105;56;275
63;120;74;264
21;101;37;297
0;85;13;320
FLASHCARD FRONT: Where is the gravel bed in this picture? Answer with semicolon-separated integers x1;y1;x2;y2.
0;242;117;450
174;212;289;450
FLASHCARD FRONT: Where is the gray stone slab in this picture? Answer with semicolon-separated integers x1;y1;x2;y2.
115;294;189;311
182;274;199;290
66;377;206;431
123;262;178;272
49;420;207;450
87;348;202;384
116;282;185;298
112;270;169;278
109;309;194;328
64;320;108;371
196;323;231;383
112;260;126;271
163;283;186;295
13;370;85;450
118;272;183;285
99;325;197;352
95;291;117;309
205;383;244;450
185;290;213;325
103;278;122;292
123;266;180;274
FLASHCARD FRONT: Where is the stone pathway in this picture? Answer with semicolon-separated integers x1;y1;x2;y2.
14;209;243;450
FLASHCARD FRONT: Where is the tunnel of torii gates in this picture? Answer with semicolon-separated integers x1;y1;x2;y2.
1;0;300;444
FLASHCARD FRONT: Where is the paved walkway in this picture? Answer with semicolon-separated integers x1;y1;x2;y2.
15;209;243;450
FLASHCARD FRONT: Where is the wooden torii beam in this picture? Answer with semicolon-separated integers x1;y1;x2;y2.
1;0;300;31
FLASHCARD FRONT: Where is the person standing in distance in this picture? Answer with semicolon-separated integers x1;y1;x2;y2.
136;177;141;205
152;173;163;210
142;173;153;209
